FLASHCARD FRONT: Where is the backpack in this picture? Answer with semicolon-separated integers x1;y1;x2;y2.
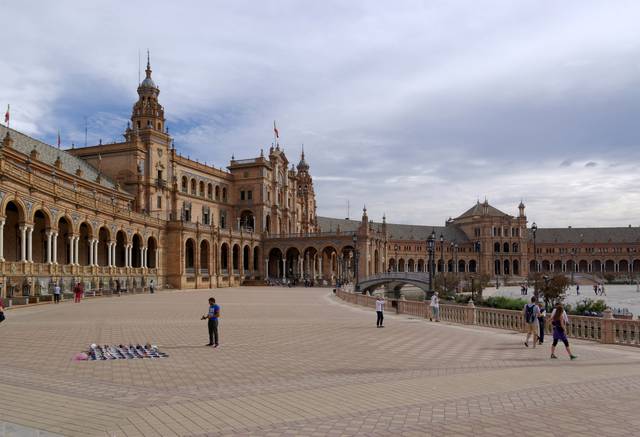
525;304;536;323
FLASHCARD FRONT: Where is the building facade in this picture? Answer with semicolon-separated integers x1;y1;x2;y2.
1;60;639;301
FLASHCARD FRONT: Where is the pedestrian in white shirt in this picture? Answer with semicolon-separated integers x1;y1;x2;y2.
430;292;440;322
375;296;385;328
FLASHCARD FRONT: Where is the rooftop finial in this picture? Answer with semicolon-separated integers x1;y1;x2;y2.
301;143;305;160
146;49;151;75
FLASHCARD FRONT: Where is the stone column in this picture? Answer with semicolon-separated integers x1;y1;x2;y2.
281;257;285;280
46;231;53;264
107;242;112;267
89;240;94;266
265;258;269;279
52;232;58;264
0;219;5;262
19;225;27;262
94;240;99;266
155;248;159;270
319;256;323;281
112;243;117;267
74;236;79;265
26;226;33;262
140;246;145;268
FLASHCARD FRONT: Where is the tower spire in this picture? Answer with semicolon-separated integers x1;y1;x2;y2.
145;49;152;79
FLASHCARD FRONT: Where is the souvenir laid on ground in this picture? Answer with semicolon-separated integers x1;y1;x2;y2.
78;343;168;361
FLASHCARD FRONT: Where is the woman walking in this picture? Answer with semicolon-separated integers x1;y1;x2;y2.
550;304;577;360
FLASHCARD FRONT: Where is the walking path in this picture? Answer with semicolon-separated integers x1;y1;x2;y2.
1;287;640;436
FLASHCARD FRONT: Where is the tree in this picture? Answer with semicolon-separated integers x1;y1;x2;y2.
529;273;569;308
433;272;460;300
461;273;490;302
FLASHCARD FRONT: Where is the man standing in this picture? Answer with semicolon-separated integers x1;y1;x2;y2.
375;295;385;328
53;282;61;304
430;292;440;322
523;296;540;348
203;297;221;347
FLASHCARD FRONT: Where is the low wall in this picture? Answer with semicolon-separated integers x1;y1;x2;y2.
336;289;640;347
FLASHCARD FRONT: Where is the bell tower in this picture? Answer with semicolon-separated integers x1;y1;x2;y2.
131;51;165;132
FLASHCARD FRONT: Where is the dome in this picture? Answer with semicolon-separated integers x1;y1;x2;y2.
140;76;156;89
297;149;309;171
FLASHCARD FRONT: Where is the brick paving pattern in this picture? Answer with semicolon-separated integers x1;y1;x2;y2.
1;287;640;436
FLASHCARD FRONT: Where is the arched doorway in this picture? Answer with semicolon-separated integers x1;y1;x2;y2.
286;247;301;279
3;201;24;262
243;245;250;274
268;248;283;278
131;234;142;268
513;259;519;275
185;238;195;271
57;217;72;265
200;240;210;274
253;246;260;275
468;259;477;273
220;243;229;274
232;244;240;274
78;222;92;266
32;209;49;263
147;236;157;268
115;230;126;267
98;227;110;266
503;259;510;275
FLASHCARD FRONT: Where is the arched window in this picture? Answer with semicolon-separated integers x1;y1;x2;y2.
190;179;196;195
181;176;188;193
494;242;500;253
222;187;227;202
512;243;519;253
503;242;509;253
215;186;220;200
207;183;213;199
199;181;205;197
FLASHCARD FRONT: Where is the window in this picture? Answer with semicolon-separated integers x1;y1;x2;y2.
222;187;227;201
157;196;162;208
240;191;245;201
203;206;210;225
183;202;191;222
220;211;227;229
247;190;252;200
157;170;163;180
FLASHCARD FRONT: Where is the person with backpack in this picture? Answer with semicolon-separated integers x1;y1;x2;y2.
523;296;540;348
550;303;577;360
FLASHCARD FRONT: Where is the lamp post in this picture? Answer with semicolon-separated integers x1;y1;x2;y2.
531;222;538;298
439;232;445;271
427;230;435;292
352;235;359;291
570;247;576;285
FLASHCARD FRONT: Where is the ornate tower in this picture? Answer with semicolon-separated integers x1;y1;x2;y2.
130;52;165;132
296;148;317;233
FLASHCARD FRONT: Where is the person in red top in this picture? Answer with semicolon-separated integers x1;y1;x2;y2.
0;299;5;324
74;282;84;303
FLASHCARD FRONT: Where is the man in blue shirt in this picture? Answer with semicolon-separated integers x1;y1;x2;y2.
203;297;221;347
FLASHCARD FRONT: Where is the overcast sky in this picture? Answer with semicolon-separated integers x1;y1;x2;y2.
3;1;640;228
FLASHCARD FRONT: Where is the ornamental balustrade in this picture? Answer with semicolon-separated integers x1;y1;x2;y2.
336;289;640;346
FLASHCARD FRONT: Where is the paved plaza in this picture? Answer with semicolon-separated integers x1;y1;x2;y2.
2;288;640;436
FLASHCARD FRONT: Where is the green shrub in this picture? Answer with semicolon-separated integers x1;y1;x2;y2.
571;298;608;315
482;296;528;311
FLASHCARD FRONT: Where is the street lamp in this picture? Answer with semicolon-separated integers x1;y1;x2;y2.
427;230;436;292
352;235;359;291
571;247;576;285
440;233;445;273
531;222;538;298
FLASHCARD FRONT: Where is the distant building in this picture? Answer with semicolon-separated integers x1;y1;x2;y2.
0;58;637;300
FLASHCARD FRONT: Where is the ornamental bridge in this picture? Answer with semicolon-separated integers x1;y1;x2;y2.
358;272;433;295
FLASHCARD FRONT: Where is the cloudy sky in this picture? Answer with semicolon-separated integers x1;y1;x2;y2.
3;1;640;228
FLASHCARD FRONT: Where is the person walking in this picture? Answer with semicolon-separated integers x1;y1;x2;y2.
523;296;540;348
149;279;155;294
537;302;546;344
375;295;385;328
115;279;121;297
73;282;84;303
0;299;5;324
550;303;577;360
202;297;221;347
430;292;440;322
53;283;61;304
576;284;580;295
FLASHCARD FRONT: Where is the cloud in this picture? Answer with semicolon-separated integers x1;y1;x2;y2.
2;1;640;227
585;161;598;167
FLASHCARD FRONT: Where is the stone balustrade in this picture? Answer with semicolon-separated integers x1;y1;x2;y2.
336;289;640;346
